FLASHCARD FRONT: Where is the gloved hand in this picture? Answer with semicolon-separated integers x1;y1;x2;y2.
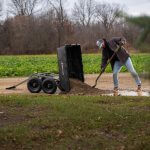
118;41;124;46
119;38;126;46
115;40;126;52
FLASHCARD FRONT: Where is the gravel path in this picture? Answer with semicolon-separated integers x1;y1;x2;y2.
0;73;149;95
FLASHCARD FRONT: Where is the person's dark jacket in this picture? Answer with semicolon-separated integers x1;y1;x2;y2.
101;37;130;70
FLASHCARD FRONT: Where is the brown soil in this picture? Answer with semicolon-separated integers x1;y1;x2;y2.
0;73;149;95
68;79;112;95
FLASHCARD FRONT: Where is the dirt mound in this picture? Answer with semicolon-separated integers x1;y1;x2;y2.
67;79;112;95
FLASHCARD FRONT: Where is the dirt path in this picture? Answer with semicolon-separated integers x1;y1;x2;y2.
0;73;149;95
85;73;150;91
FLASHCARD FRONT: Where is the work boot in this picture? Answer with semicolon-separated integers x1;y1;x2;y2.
113;87;119;96
136;85;142;92
137;85;142;96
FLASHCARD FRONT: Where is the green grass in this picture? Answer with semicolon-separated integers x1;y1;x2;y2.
0;95;150;149
0;53;149;77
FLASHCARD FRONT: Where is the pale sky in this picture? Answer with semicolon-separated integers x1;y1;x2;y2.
69;0;150;16
1;0;150;20
98;0;150;16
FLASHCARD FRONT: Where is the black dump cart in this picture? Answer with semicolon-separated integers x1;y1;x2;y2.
57;44;84;92
7;44;84;94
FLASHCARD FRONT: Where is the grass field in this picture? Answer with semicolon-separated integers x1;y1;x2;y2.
0;95;150;149
0;53;149;77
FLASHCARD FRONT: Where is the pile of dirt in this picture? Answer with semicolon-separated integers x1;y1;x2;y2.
67;79;112;95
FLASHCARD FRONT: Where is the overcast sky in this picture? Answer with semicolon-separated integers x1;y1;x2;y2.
98;0;150;15
69;0;150;16
1;0;150;19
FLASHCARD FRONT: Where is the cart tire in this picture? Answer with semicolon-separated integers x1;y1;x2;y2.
27;77;42;93
42;78;57;94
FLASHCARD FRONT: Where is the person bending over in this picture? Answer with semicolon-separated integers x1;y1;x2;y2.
96;37;142;96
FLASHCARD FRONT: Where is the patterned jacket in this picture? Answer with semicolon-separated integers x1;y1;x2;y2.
101;37;130;70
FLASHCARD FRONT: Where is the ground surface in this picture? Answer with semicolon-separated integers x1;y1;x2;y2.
0;74;150;149
0;95;150;150
0;73;149;95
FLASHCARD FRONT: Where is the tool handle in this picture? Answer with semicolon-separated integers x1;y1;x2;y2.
6;78;29;90
14;78;29;87
92;49;119;88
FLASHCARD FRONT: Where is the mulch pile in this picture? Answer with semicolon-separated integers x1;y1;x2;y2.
64;79;112;95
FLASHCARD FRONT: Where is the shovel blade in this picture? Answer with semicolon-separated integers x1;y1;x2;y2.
6;86;16;90
92;85;96;88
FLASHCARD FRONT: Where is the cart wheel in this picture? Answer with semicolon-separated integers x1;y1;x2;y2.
27;77;42;93
42;78;57;94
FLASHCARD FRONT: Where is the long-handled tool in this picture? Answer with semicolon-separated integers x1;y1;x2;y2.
6;73;57;90
92;52;116;88
92;44;122;88
6;73;36;90
6;78;29;90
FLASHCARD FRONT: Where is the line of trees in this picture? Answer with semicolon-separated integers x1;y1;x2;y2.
0;0;146;54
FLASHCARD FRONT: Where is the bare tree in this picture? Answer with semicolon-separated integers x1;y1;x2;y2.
72;0;95;26
47;0;68;46
8;0;40;16
95;2;122;37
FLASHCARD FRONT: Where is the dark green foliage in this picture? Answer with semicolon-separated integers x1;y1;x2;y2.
0;54;149;77
126;15;150;47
